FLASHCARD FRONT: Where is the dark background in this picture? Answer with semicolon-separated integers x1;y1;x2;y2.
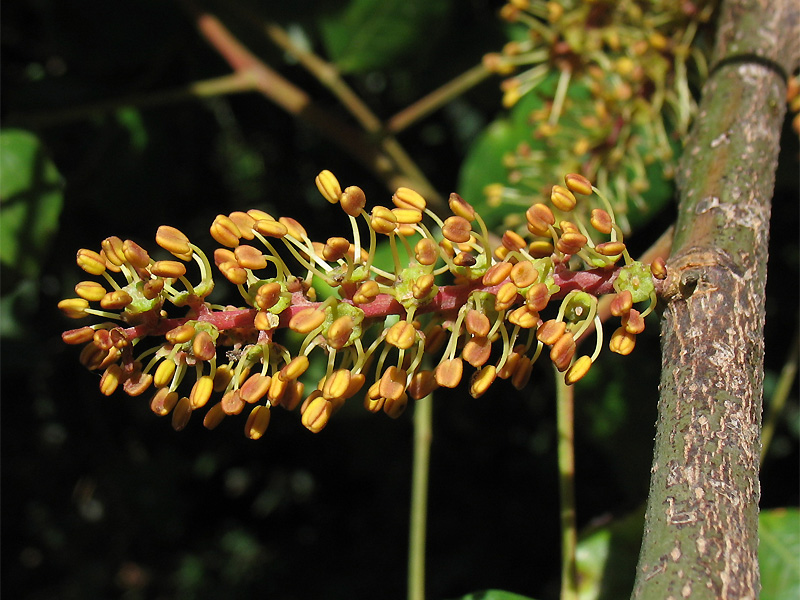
2;1;797;599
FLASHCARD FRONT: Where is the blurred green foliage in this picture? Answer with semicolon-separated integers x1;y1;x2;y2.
1;1;797;599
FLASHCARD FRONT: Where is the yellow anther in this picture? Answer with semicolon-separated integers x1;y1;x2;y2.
228;212;256;240
315;170;343;204
392;207;423;225
353;280;380;305
322;369;352;401
610;327;637;355
233;245;267;270
412;273;436;300
76;249;107;276
327;315;355;350
166;323;195;344
469;365;497;398
218;261;248;285
435;357;463;388
442;216;472;244
370;206;398;235
203;403;226;430
150;387;179;416
550;332;576;372
289;307;326;334
392;187;427;211
510;260;538;288
564;173;593;196
465;309;491;337
221;389;245;415
482;261;513;286
302;395;334;433
240;374;272;404
156;225;193;260
462;336;491;368
341;186;367;217
494;281;519;311
551;185;577;212
565;355;593;385
192;330;216;361
171;396;193;431
210;215;242;248
595;241;626;256
590;209;613;234
101;236;126;266
537;319;566;345
99;364;124;396
386;320;417;350
59;297;90;319
508;305;539;328
100;290;133;310
75;281;106;302
154;359;177;388
245;405;271;440
254;219;288;238
150;260;187;278
448;193;476;221
281;355;310;381
414;238;439;266
528;240;555;257
122;239;151;269
322;237;350;262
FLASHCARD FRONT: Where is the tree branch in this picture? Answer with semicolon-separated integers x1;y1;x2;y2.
632;0;799;598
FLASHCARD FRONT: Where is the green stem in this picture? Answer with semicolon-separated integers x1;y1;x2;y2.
408;392;433;600
761;328;798;465
7;73;255;128
387;63;492;134
555;369;578;600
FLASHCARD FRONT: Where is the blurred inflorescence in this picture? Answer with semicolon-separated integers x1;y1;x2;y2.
483;0;718;232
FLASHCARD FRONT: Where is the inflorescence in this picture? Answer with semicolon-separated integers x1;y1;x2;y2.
60;171;666;439
483;0;717;232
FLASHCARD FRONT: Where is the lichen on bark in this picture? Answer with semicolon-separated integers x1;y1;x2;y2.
632;0;799;598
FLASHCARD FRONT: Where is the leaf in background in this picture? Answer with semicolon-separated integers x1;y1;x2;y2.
458;72;675;235
760;507;800;600
0;129;64;338
576;508;644;600
0;129;64;279
453;590;537;600
319;0;451;73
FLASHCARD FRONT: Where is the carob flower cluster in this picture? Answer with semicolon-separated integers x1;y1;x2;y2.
59;171;665;439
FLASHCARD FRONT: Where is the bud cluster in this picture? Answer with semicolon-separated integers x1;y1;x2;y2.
60;171;665;439
483;0;717;232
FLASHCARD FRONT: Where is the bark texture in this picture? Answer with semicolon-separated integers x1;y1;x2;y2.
632;1;799;598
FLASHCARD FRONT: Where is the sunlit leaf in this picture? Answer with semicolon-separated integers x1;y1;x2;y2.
319;0;451;73
760;507;800;600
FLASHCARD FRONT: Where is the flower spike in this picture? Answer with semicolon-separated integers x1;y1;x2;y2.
60;171;664;438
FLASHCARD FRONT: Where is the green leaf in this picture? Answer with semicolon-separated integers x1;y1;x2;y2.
319;0;450;73
760;507;800;600
458;72;674;235
0;128;64;279
453;591;537;600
